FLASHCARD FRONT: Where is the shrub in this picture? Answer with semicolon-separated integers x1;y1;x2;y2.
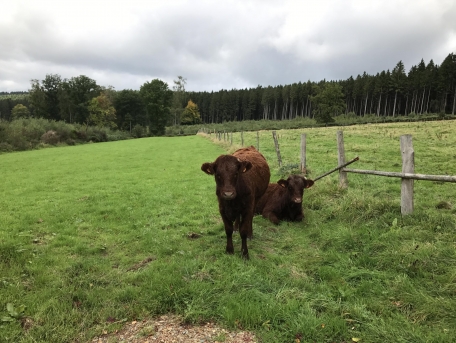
132;124;146;138
0;142;14;152
41;130;60;145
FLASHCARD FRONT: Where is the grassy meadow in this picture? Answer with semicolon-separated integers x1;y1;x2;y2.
1;121;455;342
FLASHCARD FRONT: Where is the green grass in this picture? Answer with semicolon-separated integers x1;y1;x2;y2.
1;122;456;342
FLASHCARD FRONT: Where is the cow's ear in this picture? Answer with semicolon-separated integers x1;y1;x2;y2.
278;179;288;188
240;161;252;173
304;179;315;188
201;162;215;175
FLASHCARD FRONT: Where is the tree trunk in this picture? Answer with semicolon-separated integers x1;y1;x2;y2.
377;93;382;116
392;90;398;117
384;95;388;116
411;91;416;113
425;88;431;113
405;95;409;115
420;87;426;114
364;93;368;116
452;87;456;115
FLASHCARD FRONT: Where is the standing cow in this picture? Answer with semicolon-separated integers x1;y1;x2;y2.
201;146;270;259
255;175;314;225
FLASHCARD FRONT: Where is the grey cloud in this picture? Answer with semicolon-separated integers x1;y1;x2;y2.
0;0;455;92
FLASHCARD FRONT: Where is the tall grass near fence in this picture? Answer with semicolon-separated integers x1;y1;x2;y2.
1;122;455;343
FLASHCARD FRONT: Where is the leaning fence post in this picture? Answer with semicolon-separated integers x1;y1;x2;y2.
300;133;307;174
272;131;282;168
401;135;414;215
257;132;260;151
337;130;348;188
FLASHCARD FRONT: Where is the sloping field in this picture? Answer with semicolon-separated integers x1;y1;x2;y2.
1;121;455;343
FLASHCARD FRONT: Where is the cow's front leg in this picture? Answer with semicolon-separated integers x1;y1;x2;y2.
222;216;234;254
239;215;253;259
233;215;241;232
263;210;280;225
294;213;303;222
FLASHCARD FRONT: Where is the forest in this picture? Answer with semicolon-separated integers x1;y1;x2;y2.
0;52;455;134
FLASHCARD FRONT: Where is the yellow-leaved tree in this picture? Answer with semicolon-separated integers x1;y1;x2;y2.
180;100;202;125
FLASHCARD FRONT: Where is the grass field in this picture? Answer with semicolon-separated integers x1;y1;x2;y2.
1;121;455;342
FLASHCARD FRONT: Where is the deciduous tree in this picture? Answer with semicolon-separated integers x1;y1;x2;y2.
11;104;31;119
87;92;117;128
181;100;202;125
140;79;173;136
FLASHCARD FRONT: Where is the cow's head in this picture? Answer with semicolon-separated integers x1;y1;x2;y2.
201;155;252;200
277;175;314;203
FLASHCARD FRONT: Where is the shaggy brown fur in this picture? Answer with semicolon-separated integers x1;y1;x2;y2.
201;146;270;258
255;175;314;225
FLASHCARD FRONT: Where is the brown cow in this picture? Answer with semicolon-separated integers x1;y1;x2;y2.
255;175;314;225
201;146;270;259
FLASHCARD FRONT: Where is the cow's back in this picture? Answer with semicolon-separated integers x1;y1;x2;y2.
255;183;281;214
233;146;270;200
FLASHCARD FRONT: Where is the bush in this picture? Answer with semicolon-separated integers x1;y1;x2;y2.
132;124;146;138
0;118;136;153
41;130;60;145
86;126;108;142
0;142;14;152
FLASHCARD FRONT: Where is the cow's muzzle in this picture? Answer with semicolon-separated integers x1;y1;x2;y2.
222;191;236;200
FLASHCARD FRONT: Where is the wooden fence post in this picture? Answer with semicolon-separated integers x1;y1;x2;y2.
300;133;306;174
241;131;244;147
230;132;233;146
257;132;260;151
272;131;282;168
337;130;348;188
401;135;414;215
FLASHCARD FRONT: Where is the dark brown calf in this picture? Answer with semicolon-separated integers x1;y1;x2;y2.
201;146;270;258
255;175;314;225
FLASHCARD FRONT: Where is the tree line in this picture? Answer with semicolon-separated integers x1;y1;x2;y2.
188;53;456;123
0;52;455;133
0;76;177;136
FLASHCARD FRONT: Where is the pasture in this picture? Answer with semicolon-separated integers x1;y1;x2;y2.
1;121;455;342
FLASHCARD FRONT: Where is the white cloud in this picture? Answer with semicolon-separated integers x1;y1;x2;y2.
0;0;455;92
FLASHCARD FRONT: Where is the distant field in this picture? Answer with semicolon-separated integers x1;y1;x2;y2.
0;93;29;100
1;121;455;343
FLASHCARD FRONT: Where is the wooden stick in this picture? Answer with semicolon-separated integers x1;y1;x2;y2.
300;134;306;174
342;168;456;182
272;131;282;168
257;131;260;151
337;130;348;188
401;134;414;215
314;156;360;182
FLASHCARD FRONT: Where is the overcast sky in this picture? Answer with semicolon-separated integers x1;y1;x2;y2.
1;0;455;93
